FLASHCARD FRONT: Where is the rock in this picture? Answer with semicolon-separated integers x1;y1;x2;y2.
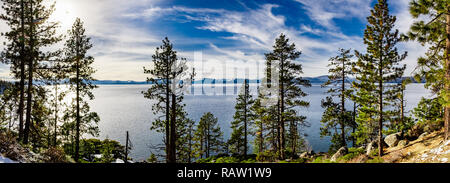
398;140;409;147
299;152;309;158
418;132;429;140
330;147;348;162
354;154;369;163
384;132;401;147
366;141;376;156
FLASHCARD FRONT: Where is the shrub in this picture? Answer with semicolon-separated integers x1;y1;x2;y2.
338;148;365;162
256;150;277;162
311;156;331;163
42;147;68;163
366;157;384;163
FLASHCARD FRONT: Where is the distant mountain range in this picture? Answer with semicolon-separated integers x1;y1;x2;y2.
92;76;425;85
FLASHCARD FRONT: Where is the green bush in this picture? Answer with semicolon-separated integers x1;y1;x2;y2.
337;147;365;162
256;150;277;162
366;157;384;163
311;156;331;163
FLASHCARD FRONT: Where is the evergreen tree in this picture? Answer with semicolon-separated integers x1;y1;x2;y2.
250;92;268;154
404;0;450;140
177;117;195;163
229;79;254;156
0;0;27;140
194;112;223;158
0;82;18;132
320;48;354;152
388;78;414;134
413;97;444;125
0;0;61;143
63;18;99;162
353;0;407;156
142;37;188;163
22;0;61;144
264;34;310;159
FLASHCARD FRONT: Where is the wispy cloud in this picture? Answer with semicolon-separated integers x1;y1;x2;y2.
294;0;373;30
0;0;428;80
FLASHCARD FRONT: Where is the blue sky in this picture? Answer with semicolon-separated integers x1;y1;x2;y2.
0;0;427;81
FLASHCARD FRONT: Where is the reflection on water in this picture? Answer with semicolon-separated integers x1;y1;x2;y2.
84;83;431;161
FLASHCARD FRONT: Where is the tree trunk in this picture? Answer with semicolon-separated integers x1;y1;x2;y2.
23;1;34;144
206;121;210;158
18;0;25;141
244;81;248;157
279;60;285;160
378;51;384;158
53;84;58;146
165;76;170;162
169;93;176;163
259;120;263;153
445;14;450;141
341;59;347;147
401;87;405;133
75;52;80;162
352;102;357;147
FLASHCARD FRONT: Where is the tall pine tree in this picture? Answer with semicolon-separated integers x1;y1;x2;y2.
143;37;188;163
229;79;254;156
354;0;407;157
264;34;310;159
320;48;354;152
63;18;99;162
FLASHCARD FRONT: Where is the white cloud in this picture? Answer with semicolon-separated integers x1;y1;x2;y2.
295;0;373;30
0;0;429;80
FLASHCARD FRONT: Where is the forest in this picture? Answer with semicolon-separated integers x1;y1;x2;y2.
0;0;449;163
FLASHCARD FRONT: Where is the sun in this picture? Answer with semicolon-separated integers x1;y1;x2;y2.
49;0;78;31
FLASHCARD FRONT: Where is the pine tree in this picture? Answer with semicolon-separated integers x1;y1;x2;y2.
389;78;414;134
0;82;18;132
264;34;310;159
177;117;195;163
63;18;99;162
250;92;268;154
229;79;254;156
320;48;354;152
142;37;188;163
194;112;223;158
46;65;67;147
405;0;450;140
21;0;61;144
0;0;27;140
354;0;407;157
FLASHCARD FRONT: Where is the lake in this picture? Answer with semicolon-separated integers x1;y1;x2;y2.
87;83;432;161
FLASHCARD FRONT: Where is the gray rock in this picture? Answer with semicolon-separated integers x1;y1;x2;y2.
331;147;348;162
384;132;401;147
398;140;409;147
418;132;429;140
366;140;377;156
299;152;309;158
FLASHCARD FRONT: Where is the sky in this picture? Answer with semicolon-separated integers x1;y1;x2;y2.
0;0;428;81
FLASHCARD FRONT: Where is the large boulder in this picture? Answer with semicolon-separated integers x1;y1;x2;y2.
330;147;348;162
384;132;402;147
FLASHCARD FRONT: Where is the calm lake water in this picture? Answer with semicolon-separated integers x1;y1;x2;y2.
87;83;431;161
